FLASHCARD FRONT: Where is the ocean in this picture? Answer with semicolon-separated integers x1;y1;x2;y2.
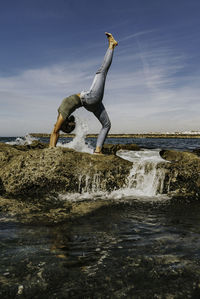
1;134;200;298
2;134;200;151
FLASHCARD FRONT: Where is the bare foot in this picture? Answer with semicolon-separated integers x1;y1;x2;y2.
105;32;118;49
93;150;104;155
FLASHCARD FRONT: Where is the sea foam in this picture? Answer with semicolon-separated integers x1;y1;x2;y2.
5;134;38;145
57;117;93;154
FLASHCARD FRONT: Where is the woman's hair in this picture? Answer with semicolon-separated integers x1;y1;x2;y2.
60;115;76;133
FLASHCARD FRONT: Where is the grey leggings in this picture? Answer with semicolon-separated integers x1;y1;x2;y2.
80;48;114;148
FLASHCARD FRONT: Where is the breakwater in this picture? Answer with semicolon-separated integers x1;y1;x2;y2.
30;133;200;139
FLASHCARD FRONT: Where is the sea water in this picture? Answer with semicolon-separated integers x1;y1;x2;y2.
1;126;200;297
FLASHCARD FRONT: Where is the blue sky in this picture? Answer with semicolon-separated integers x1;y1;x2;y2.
1;0;200;136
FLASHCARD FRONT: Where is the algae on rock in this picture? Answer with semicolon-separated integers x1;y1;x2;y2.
160;149;200;199
0;142;132;198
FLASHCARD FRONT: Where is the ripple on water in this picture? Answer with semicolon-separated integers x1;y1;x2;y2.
1;199;200;297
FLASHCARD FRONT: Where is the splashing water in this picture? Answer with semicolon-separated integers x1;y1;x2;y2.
6;134;38;145
59;149;169;203
57;118;93;154
116;149;168;197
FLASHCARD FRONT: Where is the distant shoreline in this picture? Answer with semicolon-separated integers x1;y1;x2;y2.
30;133;200;139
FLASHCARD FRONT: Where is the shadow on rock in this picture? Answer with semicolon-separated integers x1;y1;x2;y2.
0;178;5;195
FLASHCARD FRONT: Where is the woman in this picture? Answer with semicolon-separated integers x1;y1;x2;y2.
49;32;118;154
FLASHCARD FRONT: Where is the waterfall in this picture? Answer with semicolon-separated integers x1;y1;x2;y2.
117;149;168;197
78;173;102;193
59;149;168;203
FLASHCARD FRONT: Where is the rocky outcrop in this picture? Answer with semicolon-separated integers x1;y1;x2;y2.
1;142;200;200
160;149;200;199
0;141;138;223
1;141;200;223
102;143;140;155
0;142;133;198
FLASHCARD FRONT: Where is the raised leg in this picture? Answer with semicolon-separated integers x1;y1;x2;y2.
88;48;114;101
81;32;118;105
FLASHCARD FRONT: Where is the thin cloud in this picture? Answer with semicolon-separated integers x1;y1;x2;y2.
0;38;200;136
119;30;155;42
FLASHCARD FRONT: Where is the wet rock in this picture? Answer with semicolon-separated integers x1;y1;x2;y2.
102;144;140;155
193;148;200;157
0;178;5;195
160;149;200;199
0;142;132;199
13;140;48;151
2;141;200;224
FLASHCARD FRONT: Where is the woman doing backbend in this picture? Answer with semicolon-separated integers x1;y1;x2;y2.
49;32;118;154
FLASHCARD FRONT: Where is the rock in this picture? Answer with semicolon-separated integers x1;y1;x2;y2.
2;142;200;223
160;149;198;162
0;195;118;224
160;149;200;199
0;141;136;223
102;144;140;155
1;142;200;201
193;148;200;157
13;140;48;151
0;178;5;195
0;142;132;198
